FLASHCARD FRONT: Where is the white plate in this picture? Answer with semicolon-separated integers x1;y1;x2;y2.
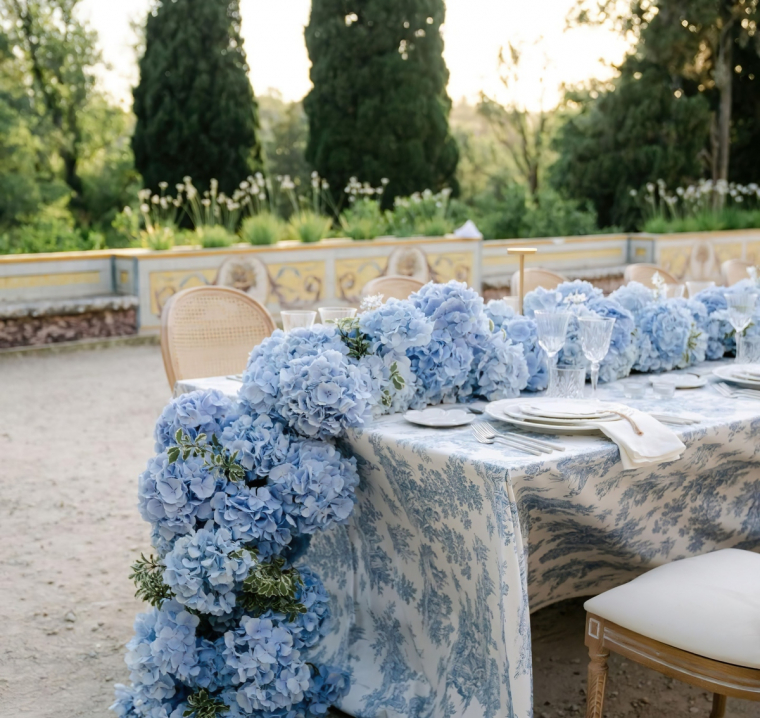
519;399;615;421
713;365;760;389
648;374;707;390
485;399;610;435
403;407;475;428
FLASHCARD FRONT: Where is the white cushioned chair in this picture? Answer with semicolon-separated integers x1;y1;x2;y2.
584;549;760;718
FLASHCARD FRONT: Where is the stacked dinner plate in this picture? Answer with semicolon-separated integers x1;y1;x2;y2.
712;364;760;389
485;398;623;436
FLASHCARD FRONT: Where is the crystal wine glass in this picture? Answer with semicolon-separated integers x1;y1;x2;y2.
319;307;357;323
726;292;759;363
534;311;571;397
281;310;316;332
578;317;616;397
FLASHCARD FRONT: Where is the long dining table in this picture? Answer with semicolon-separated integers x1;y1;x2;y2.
177;361;760;718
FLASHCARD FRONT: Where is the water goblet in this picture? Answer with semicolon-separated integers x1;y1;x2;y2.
319;307;357;323
685;280;715;298
281;310;316;332
726;292;758;363
664;284;685;299
578;316;616;398
534;311;571;397
554;367;586;399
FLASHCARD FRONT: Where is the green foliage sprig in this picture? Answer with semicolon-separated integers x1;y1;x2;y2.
334;317;371;360
239;556;306;619
129;554;173;607
167;429;246;485
381;361;405;408
183;689;229;718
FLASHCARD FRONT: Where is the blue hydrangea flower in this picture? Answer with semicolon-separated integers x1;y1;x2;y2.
239;326;348;418
154;390;235;453
268;440;359;536
301;665;351;717
194;636;235;693
693;287;732;359
675;298;709;366
555;280;603;302
110;681;181;718
163;528;254;616
139;454;219;553
484;298;516;329
410;279;489;342
210;482;291;552
289;568;332;649
523;287;561;317
407;336;473;407
220;414;291;478
610;281;655;316
460;330;529;401
277;349;376;439
488;305;549;392
224;617;310;712
634;300;695;373
359;299;433;355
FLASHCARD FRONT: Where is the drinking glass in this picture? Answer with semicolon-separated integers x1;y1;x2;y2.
534;311;571;397
319;307;357;323
664;284;685;299
578;317;616;397
554;368;586;399
685;280;715;298
737;334;760;364
281;310;316;332
726;292;758;363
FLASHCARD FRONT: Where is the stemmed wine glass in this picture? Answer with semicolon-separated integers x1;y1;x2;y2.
534;311;571;398
578;317;616;398
726;292;758;363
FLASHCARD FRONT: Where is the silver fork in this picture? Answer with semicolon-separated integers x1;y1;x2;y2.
471;423;544;456
479;421;565;453
715;382;760;400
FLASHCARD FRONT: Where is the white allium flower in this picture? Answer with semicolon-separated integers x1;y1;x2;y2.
140;203;150;213
151;195;160;204
202;198;211;207
381;178;389;186
159;181;168;190
360;294;385;311
183;176;192;184
629;189;637;197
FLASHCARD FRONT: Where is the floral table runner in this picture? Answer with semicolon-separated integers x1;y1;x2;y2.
178;364;760;718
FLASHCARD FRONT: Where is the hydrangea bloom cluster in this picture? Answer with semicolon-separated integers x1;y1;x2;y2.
632;300;696;373
610;281;703;373
522;282;638;384
486;300;550;392
117;384;356;718
406;280;495;406
461;329;529;401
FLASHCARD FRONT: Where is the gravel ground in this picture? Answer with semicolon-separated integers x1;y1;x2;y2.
0;344;757;718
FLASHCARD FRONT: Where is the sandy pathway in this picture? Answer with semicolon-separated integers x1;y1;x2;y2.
0;344;757;718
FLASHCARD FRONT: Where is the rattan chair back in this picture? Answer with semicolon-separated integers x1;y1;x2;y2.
361;275;426;302
624;263;680;288
161;286;276;389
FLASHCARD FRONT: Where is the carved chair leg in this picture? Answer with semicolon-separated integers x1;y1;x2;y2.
586;642;610;718
710;694;727;718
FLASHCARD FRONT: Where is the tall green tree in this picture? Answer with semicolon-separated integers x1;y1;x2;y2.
132;0;263;194
571;0;760;184
551;65;712;229
304;0;459;207
0;0;99;214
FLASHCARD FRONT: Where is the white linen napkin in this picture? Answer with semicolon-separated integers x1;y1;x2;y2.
593;407;686;470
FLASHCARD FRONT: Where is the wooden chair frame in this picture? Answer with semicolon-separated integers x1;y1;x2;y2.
510;267;567;296
361;275;425;302
721;259;753;287
623;263;680;287
160;285;276;390
585;613;760;718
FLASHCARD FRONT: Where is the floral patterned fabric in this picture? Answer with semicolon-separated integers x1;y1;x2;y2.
179;363;760;718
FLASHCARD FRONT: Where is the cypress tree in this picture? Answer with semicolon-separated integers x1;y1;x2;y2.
304;0;459;207
132;0;263;193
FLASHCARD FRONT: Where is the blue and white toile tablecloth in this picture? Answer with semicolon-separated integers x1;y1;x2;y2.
178;363;760;718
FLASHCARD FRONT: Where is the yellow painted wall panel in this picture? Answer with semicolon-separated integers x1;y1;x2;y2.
427;252;473;283
335;257;389;301
149;269;219;316
267;261;325;307
0;270;101;290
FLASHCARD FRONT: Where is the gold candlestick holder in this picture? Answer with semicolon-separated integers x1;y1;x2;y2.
507;247;537;315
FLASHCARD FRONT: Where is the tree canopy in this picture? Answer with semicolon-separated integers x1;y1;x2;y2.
132;0;263;194
304;0;459;207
